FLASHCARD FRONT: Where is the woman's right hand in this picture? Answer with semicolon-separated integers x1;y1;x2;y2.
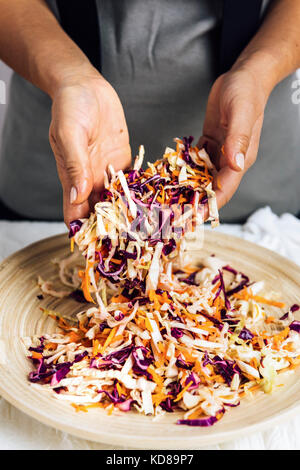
49;69;131;226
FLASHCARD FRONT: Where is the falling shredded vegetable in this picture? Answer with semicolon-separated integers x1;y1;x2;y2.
23;138;300;427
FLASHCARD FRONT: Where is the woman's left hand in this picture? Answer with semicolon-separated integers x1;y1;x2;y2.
199;66;268;209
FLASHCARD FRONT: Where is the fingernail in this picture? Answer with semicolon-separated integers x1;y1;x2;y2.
235;152;244;170
70;186;77;204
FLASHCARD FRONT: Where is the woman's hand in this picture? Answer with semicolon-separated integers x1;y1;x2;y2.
199;66;268;208
49;71;131;225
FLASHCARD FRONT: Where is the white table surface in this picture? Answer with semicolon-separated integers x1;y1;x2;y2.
0;206;300;450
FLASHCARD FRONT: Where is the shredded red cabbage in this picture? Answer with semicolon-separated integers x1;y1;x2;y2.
238;328;254;341
291;304;300;312
160;397;174;412
218;269;231;310
171;328;184;339
69;289;87;303
177;410;224;427
68;219;83;238
97;253;125;279
290;321;300;333
176;356;193;370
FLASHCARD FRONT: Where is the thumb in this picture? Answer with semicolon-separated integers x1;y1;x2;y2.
50;125;94;206
222;100;256;172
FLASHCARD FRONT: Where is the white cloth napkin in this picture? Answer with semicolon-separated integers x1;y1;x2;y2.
214;206;300;265
0;206;300;450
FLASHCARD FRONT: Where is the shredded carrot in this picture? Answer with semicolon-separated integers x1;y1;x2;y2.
272;327;290;349
182;264;198;274
212;281;221;294
147;365;163;387
110;294;129;303
67;331;83;343
71;403;88;412
92;339;101;356
105;404;114;415
187;407;203;420
85;403;105;410
250;358;258;369
116;383;124;396
234;288;286;308
265;316;276;324
253;296;286;309
80;265;95;303
145;317;153;332
239;384;261;397
44;342;58;351
112;334;123;343
31;351;42;360
79;321;88;333
101;327;117;352
174;382;192;402
110;258;123;265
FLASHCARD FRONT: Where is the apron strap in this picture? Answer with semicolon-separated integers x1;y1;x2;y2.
220;0;263;74
56;0;101;71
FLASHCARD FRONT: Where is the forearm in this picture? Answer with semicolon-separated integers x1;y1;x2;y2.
232;0;300;97
0;0;99;98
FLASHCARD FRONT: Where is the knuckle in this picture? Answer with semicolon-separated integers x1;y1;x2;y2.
64;162;83;180
230;133;250;152
56;124;73;144
53;149;65;169
238;133;250;151
49;125;57;147
55;153;82;180
56;126;67;144
220;117;228;129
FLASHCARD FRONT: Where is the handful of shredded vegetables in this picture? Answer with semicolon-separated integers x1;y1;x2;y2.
24;138;300;427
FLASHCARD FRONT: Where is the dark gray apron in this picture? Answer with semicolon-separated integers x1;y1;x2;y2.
0;0;299;222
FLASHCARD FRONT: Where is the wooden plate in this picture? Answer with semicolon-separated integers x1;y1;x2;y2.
0;232;299;449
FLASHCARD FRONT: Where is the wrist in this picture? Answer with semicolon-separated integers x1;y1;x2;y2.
47;62;103;99
231;50;281;99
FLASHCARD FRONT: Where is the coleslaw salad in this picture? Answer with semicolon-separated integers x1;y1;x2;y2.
23;138;300;427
